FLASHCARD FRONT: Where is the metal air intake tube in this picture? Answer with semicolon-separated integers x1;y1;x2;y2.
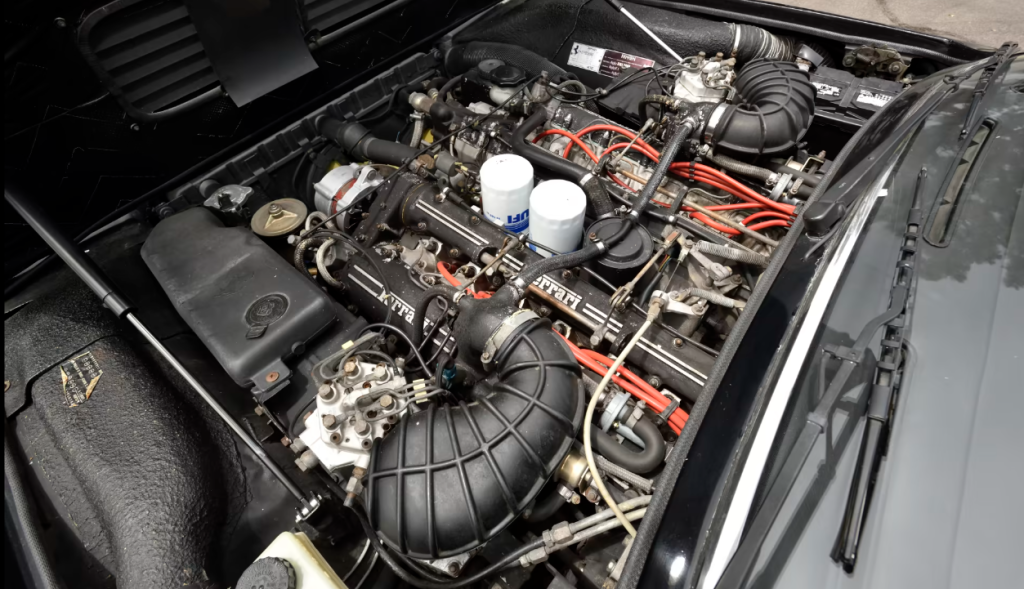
366;289;585;558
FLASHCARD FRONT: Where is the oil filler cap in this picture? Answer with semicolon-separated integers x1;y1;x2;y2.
236;557;296;589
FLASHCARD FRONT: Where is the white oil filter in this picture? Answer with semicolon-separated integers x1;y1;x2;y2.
528;180;587;257
480;154;534;233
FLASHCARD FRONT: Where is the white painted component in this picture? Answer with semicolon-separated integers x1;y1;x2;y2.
527;179;586;257
480;153;534;233
256;532;347;588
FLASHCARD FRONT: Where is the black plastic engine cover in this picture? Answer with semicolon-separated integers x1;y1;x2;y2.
141;207;337;399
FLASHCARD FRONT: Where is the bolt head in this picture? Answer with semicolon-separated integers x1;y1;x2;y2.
447;562;461;575
318;384;334;399
481;351;492;362
449;248;460;258
589;232;598;241
561;269;573;280
889;62;903;74
343;360;359;376
470;216;481;226
379;394;394;408
265;371;280;383
322;414;337;428
417;222;427;231
673;338;684;348
54;17;66;28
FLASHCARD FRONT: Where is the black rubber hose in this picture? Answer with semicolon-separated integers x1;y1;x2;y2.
438;76;462;101
522;486;567;521
707;152;774;183
590;416;666;474
5;426;61;589
511;109;591;183
318;118;419;166
511;109;615;216
411;284;460;349
445;42;568;78
709;60;815;156
732;24;794;62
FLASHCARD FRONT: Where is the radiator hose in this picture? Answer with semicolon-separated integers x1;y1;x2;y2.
706;60;815;156
318;117;419;167
366;289;585;558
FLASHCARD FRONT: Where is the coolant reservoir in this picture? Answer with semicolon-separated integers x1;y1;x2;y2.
528;179;586;257
235;531;347;588
480;153;534;233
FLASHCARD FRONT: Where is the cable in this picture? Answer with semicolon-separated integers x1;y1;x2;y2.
359;323;434;379
583;311;656;537
308;228;394;326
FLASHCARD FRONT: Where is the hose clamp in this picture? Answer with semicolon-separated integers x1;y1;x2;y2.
769;173;793;202
578;173;594;186
481;309;539;368
703;102;729;144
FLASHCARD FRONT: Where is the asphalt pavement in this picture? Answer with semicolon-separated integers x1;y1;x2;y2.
769;0;1020;49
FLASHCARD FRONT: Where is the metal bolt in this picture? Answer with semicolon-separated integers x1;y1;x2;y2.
322;414;337;428
54;17;66;28
447;562;461;575
356;234;367;242
379;394;394;409
424;276;436;285
268;204;282;216
481;351;492;362
648;375;662;389
353;467;367;478
584;487;600;503
435;193;445;203
417;222;427;231
449;248;460;258
130;123;140;132
889;62;903;74
254;405;265;416
379;202;387;209
354;420;371;436
265;371;280;383
343;360;359;376
561;269;573;280
589;232;598;241
673;338;684;348
607;560;618;573
469;216;481;226
281;436;291;447
318;384;335;399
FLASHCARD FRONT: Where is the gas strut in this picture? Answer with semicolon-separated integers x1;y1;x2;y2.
4;183;321;522
603;0;683;63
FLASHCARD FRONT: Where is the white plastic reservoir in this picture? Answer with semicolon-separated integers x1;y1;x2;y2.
480;153;534;233
528;179;587;257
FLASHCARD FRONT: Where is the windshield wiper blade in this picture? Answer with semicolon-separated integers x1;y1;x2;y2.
959;42;1018;139
715;168;924;589
831;167;924;571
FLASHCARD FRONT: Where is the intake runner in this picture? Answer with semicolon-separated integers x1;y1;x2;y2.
366;290;584;558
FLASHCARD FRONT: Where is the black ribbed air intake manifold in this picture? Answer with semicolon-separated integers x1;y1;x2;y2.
366;290;584;558
708;59;815;156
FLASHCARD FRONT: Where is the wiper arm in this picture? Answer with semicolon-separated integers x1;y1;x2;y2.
715;169;923;589
959;42;1018;139
831;167;925;571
